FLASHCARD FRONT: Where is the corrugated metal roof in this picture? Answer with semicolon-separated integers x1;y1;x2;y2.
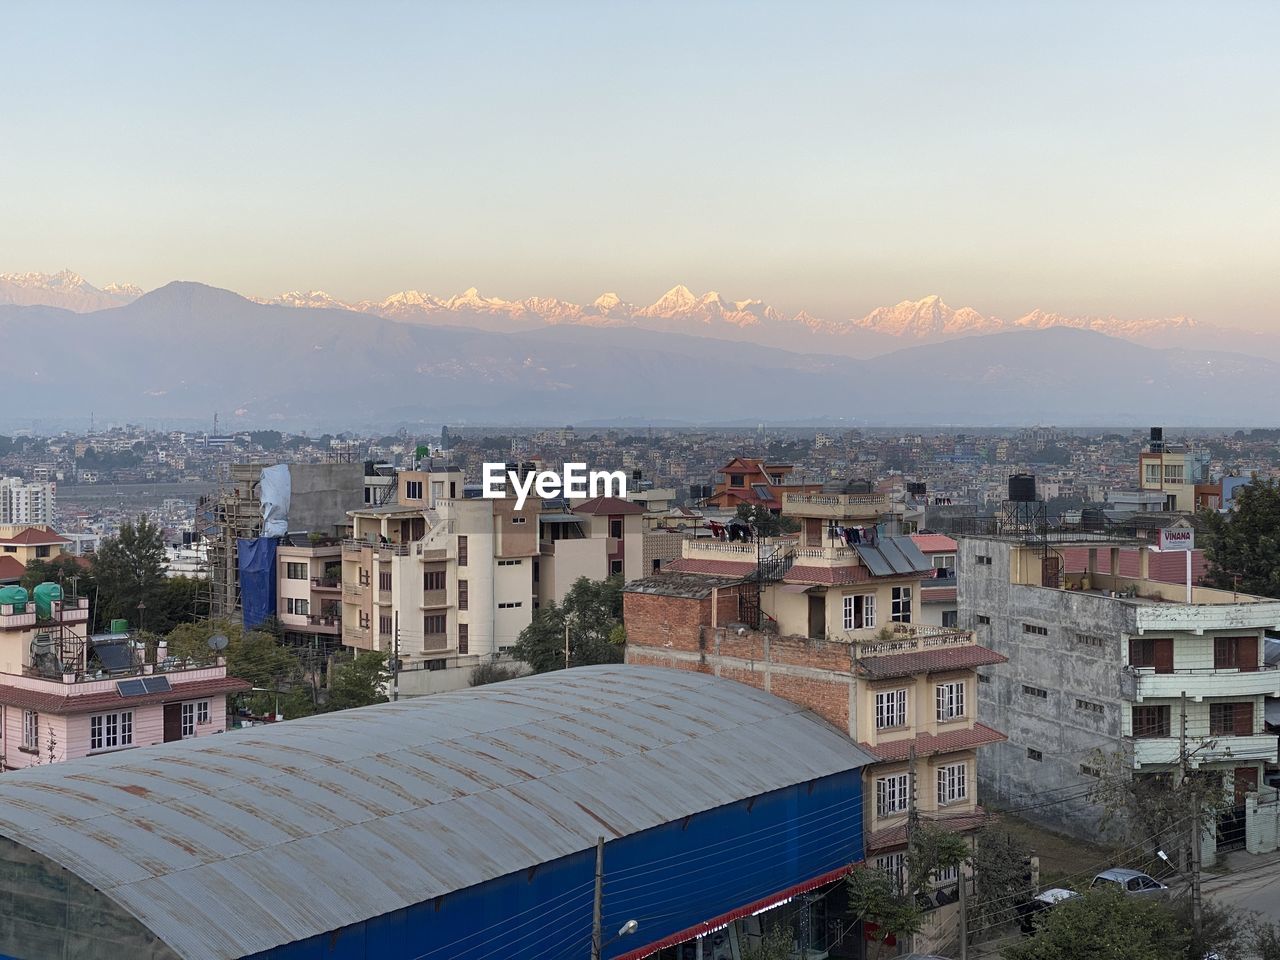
0;664;874;960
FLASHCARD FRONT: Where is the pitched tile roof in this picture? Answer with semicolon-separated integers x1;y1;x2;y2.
910;533;958;554
0;676;252;715
0;556;26;582
664;558;759;577
857;644;1005;680
573;496;645;516
920;586;957;603
865;808;990;852
0;528;70;546
859;722;1007;763
784;565;873;585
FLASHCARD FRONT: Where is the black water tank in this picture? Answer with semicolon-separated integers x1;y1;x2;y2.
1081;506;1106;529
1008;474;1037;502
907;481;927;496
1150;426;1163;443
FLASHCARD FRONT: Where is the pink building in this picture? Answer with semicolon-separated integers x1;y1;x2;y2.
0;594;249;769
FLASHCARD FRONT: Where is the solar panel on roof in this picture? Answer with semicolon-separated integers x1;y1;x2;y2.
856;544;894;577
142;676;172;694
116;679;147;697
887;535;932;574
878;538;913;575
92;642;134;672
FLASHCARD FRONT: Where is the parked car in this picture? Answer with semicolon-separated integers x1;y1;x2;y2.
1090;868;1168;898
1018;888;1082;934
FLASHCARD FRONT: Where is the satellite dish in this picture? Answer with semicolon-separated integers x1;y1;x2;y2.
207;634;229;651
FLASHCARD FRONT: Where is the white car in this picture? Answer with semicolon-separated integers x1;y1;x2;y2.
1091;867;1169;899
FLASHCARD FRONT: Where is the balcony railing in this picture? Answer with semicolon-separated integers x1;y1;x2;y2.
1127;664;1280;702
856;623;976;656
1131;734;1279;768
311;576;341;589
304;614;341;628
784;492;889;509
794;545;857;560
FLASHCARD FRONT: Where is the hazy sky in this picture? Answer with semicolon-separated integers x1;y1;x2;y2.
3;1;1277;325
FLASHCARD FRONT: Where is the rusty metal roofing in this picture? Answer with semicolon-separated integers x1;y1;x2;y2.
0;664;874;960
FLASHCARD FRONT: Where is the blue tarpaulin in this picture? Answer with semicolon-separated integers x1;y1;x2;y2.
238;537;278;631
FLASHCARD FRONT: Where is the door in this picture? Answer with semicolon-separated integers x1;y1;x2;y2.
808;594;825;639
1235;766;1259;802
163;703;183;743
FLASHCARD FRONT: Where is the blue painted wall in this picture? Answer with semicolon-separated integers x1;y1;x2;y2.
245;769;862;960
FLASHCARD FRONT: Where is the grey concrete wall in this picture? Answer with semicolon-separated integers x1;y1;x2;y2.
0;837;179;960
288;462;366;534
959;537;1137;838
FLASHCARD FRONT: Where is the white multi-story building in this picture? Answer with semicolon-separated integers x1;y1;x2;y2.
0;479;56;525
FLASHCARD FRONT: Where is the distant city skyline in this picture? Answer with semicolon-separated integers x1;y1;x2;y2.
3;1;1277;328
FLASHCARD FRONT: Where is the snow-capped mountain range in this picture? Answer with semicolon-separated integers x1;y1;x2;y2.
0;270;1215;354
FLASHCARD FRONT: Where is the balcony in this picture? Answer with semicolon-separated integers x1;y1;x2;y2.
302;614;341;634
856;623;977;657
343;623;372;648
1130;665;1280;702
343;582;367;601
10;656;226;689
422;590;448;610
794;545;857;561
310;576;341;591
1131;734;1279;768
783;491;889;519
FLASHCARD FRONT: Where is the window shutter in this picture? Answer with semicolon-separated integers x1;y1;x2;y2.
936;685;945;721
957;763;966;799
896;689;906;725
937;767;947;803
955;683;965;717
1234;702;1253;737
1153;639;1174;674
877;778;887;816
1239;637;1259;672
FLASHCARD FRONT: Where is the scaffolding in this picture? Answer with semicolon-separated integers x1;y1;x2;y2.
196;463;268;620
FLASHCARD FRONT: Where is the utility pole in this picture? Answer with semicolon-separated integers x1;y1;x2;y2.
958;863;969;960
564;620;571;670
591;836;604;960
392;611;400;703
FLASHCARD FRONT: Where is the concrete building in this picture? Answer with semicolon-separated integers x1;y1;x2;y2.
1137;428;1217;512
275;539;343;649
0;665;875;960
702;456;822;513
912;532;958;628
340;468;537;694
537;496;644;606
958;523;1280;859
624;575;1005;957
0;478;55;525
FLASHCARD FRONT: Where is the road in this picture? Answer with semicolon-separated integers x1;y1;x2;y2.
1203;854;1280;921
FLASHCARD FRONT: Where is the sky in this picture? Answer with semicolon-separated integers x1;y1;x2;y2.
2;1;1278;326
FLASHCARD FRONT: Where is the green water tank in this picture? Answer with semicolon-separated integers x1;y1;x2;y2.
33;582;63;620
110;618;129;634
0;586;28;610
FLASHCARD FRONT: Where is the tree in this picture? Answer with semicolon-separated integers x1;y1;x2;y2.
512;576;626;673
1001;888;1183;960
19;554;92;592
740;923;794;960
1202;477;1280;597
166;619;301;693
325;650;390;711
91;516;169;631
735;503;799;537
969;826;1035;938
470;662;523;686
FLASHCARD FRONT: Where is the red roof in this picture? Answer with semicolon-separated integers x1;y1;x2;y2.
920;586;957;603
0;556;25;582
860;723;1007;762
664;558;758;577
573;496;645;516
784;565;873;585
910;533;958;554
0;528;70;546
865;808;990;852
857;644;1006;680
0;676;252;715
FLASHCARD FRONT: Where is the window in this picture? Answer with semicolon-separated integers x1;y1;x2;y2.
181;702;195;738
35;545;50;559
358;567;370;586
1133;704;1171;738
359;611;371;629
424;570;446;591
977;672;990;684
942;610;959;628
458;536;468;566
498;601;523;609
876;773;910;817
285;562;308;580
1075;698;1104;716
511;516;526;524
1027;748;1043;762
610;518;623;538
1023;623;1048;636
1129;637;1173;674
1214;636;1258;671
89;711;134;751
458;580;468;610
1144;462;1161;484
378;571;392;591
405;480;423;500
22;710;38;751
426;658;446;671
424;614;446;634
875;852;907;892
1164;464;1184;484
1210;702;1253;736
875;689;907;730
891;587;912;623
197;701;210;725
937;762;967;805
497;559;522;566
1080;764;1102;778
976;554;993;566
729;474;745;488
1076;633;1105;649
1022;684;1048;699
932;554;955;577
936;681;965;721
458;623;468;654
379;615;392;635
842;594;876;630
770;474;784;485
286;597;310;616
933;864;960;886
976;614;991;625
610;560;623;575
